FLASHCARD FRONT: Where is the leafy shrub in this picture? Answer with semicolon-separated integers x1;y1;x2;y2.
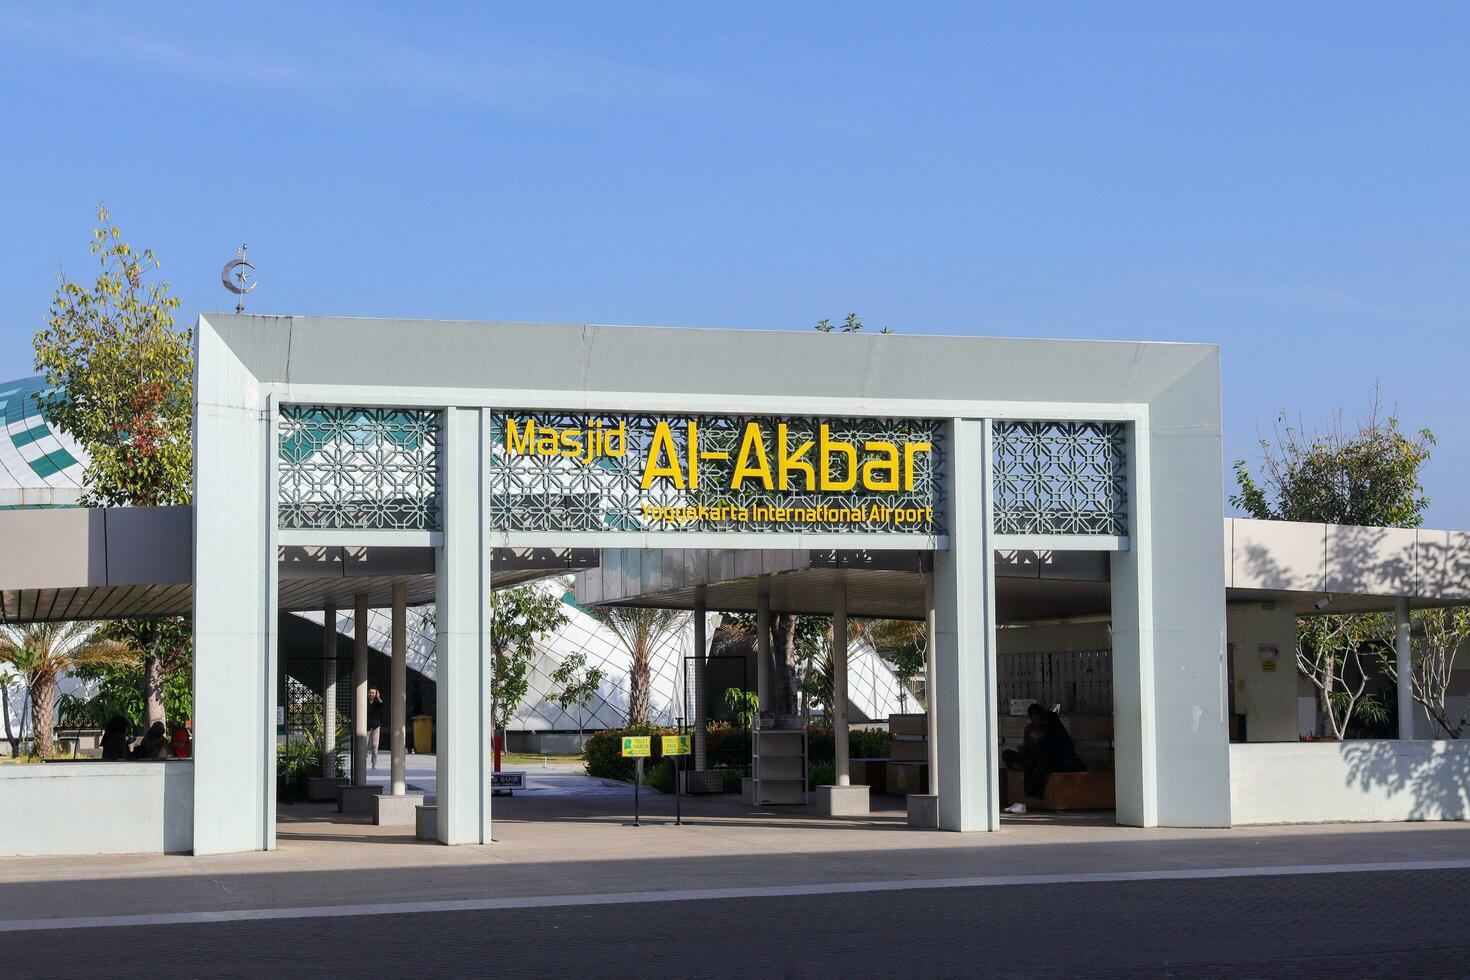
806;725;890;762
807;759;835;789
704;721;751;770
850;728;892;758
277;739;320;779
642;760;675;794
808;725;834;763
584;724;676;782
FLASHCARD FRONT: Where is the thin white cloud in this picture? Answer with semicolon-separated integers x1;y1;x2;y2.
0;5;724;118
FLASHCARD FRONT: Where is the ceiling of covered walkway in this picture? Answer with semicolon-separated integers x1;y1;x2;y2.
3;508;1468;623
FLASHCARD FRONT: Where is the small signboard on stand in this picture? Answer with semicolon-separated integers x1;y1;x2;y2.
621;737;651;826
662;734;690;825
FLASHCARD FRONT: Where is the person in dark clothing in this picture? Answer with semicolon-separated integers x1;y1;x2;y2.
1002;704;1050;798
131;721;169;759
366;688;385;770
1038;710;1087;777
100;716;131;760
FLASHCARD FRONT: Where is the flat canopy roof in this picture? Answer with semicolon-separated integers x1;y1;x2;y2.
0;507;595;622
3;509;1468;623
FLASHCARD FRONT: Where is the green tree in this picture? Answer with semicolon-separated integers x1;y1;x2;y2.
33;206;194;731
34;205;192;508
1236;394;1435;737
0;622;141;759
594;606;690;725
549;651;606;750
490;585;569;732
1231;396;1433;528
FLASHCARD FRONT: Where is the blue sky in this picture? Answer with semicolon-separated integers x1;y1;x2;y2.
2;3;1466;523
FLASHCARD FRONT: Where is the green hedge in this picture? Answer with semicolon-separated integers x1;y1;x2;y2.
584;724;677;782
807;725;891;763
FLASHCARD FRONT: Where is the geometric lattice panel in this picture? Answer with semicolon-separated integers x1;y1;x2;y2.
992;420;1127;535
278;405;441;530
487;411;945;535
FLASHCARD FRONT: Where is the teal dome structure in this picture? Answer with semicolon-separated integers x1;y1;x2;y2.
0;375;86;508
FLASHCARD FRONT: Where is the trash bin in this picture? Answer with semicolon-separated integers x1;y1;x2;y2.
412;715;434;754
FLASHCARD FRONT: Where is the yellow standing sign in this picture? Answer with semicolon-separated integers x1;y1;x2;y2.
621;736;651;758
661;734;691;756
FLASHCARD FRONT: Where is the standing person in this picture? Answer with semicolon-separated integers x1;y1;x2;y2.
366;688;385;771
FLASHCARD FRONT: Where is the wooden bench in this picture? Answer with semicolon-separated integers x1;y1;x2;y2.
1001;768;1115;810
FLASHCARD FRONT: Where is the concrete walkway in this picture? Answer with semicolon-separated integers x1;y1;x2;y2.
1;777;1468;932
363;754;639;803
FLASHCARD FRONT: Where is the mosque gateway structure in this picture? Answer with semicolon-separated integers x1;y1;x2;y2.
2;313;1467;857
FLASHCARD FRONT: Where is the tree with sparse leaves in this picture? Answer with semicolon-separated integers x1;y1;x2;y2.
32;207;195;730
35;205;192;508
1232;394;1433;529
1237;394;1435;738
1378;607;1470;739
550;651;606;750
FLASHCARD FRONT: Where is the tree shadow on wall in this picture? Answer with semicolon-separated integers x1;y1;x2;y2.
1341;739;1470;821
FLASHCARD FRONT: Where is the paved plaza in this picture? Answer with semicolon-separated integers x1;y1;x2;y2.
2;779;1468;975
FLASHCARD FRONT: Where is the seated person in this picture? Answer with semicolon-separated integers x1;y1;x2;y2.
169;724;192;759
132;721;170;759
1002;704;1050;798
100;715;131;761
1039;709;1088;777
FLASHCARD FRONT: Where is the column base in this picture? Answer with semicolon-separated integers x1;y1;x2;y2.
339;784;383;815
307;777;349;802
815;784;870;817
906;793;939;828
374;792;425;826
415;804;437;841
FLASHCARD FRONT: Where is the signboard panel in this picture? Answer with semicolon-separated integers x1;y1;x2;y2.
621;736;652;758
487;411;945;535
491;771;526;790
661;735;691;756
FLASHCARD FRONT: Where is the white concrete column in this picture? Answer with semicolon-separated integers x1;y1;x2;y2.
756;588;771;713
192;343;273;856
390;583;407;797
693;587;708;771
436;406;492;844
924;570;938;795
322;601;338;778
353;593;369;785
934;418;1000;832
1110;414;1231;828
833;577;850;787
1395;597;1414;739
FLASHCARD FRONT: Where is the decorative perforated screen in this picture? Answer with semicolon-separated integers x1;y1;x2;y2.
278;405;442;530
991;420;1128;536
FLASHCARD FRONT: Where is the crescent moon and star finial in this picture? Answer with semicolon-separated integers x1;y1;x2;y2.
220;244;258;313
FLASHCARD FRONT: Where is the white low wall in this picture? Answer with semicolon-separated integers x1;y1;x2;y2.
1231;741;1470;825
0;760;193;856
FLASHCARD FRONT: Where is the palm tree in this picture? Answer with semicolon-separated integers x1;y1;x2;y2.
0;622;142;759
594;607;690;726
